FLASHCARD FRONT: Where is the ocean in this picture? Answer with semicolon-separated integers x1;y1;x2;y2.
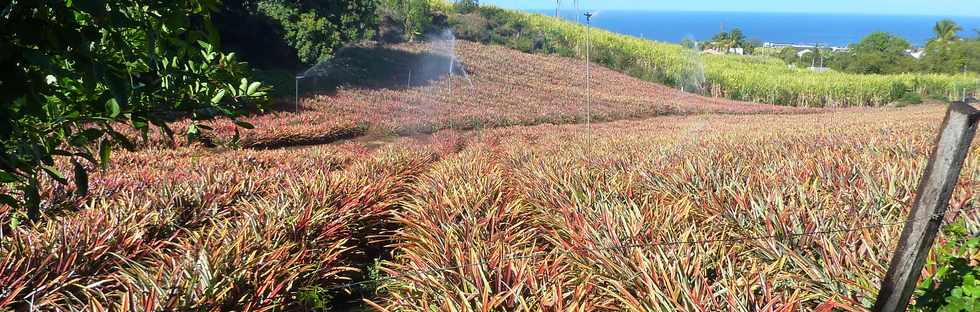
531;10;980;47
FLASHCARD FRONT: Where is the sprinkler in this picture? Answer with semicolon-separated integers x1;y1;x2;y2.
295;75;305;113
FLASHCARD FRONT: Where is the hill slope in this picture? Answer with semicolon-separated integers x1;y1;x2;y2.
309;41;802;133
451;6;980;107
145;41;809;149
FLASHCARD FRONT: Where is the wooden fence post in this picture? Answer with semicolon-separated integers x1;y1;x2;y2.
873;101;980;312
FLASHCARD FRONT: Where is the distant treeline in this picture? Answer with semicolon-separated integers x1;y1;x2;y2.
761;22;980;76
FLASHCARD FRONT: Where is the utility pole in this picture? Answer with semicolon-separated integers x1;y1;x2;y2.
873;101;980;312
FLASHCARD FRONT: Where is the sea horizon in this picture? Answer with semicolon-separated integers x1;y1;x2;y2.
527;9;980;47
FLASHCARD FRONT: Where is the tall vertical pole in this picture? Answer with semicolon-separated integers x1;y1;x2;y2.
449;58;454;97
873;101;980;312
811;43;817;68
295;76;302;113
819;44;824;68
585;12;593;145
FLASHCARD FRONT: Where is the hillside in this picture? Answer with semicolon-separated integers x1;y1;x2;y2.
13;102;977;310
451;6;980;107
174;40;807;149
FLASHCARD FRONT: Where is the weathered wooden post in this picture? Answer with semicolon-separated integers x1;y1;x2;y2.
873;101;980;312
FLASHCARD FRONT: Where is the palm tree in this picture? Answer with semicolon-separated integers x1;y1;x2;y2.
932;20;963;46
710;31;730;52
728;28;746;50
712;28;746;53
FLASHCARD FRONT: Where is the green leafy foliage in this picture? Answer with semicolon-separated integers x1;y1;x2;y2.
254;0;377;65
379;0;436;41
921;40;980;75
832;32;917;74
833;20;980;76
0;0;267;220
915;221;980;312
453;0;480;14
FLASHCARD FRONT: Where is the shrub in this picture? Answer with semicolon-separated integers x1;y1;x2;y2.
915;221;980;312
0;0;267;220
898;93;924;106
453;0;480;14
379;0;434;41
216;0;379;67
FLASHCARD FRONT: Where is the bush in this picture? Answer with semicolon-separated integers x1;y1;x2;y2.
450;14;492;43
379;0;434;41
914;221;980;312
0;0;268;219
258;1;339;64
216;0;378;68
897;93;924;107
453;0;480;14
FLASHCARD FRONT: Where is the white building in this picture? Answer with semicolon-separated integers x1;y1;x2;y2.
907;49;926;59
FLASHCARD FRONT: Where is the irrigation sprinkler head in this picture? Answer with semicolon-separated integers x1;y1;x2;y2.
584;11;593;22
295;75;306;80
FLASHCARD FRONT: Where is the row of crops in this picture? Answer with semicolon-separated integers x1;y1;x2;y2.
471;6;980;107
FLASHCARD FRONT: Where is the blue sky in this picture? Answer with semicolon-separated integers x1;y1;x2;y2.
479;0;980;17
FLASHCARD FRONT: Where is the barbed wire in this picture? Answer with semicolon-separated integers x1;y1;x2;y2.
321;205;980;292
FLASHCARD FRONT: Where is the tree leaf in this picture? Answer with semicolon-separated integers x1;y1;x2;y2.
106;72;131;108
211;89;226;104
234;120;255;129
239;78;249;93
106;98;121;118
24;181;40;221
0;194;17;207
71;0;106;17
73;161;89;197
0;171;18;183
69;128;104;147
187;123;200;143
108;129;135;151
247;81;262;96
42;165;67;184
99;139;112;170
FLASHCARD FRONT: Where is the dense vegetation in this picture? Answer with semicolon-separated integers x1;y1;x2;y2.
3;103;977;310
215;0;379;68
448;6;980;107
754;20;980;78
2;1;979;310
0;0;267;220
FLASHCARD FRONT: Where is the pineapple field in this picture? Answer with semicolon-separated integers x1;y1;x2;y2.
1;36;978;311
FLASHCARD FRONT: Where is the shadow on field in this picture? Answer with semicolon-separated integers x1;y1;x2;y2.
297;44;462;96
